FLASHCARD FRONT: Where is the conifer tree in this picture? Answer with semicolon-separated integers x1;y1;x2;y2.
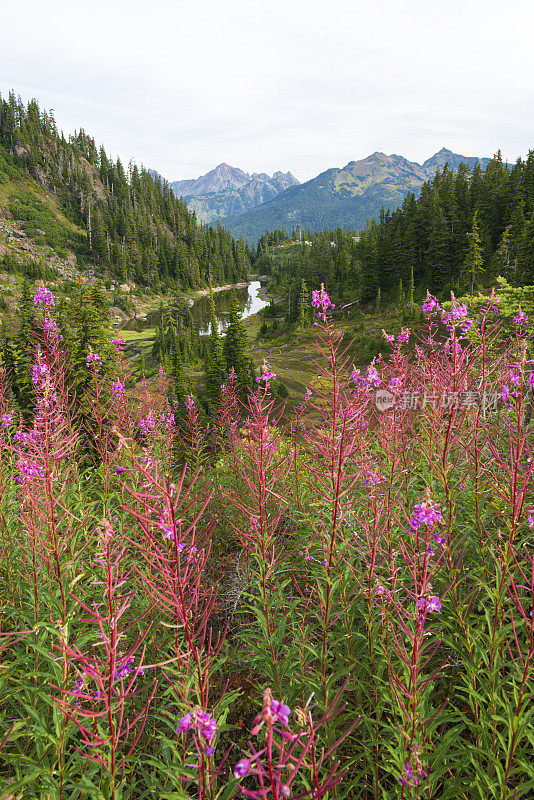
408;265;414;308
519;211;534;284
491;225;512;280
223;293;253;396
204;291;226;410
296;279;311;329
465;212;485;295
396;278;405;309
169;339;186;406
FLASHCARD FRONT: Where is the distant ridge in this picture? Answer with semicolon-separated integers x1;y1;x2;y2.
220;149;491;242
162;163;299;223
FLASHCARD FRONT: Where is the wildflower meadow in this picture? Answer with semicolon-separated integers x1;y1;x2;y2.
0;284;533;799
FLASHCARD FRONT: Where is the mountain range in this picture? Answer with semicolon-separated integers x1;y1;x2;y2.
166;163;299;223
157;148;490;243
220;148;491;242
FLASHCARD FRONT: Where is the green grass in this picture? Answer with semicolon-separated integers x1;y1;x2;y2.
118;327;157;342
249;307;419;398
8;187;84;256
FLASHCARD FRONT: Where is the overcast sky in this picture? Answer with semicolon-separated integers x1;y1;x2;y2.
1;0;533;183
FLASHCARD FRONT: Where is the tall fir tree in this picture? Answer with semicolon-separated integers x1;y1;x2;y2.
464;212;485;295
519;211;534;284
296;279;311;329
204;291;226;411
223;293;253;396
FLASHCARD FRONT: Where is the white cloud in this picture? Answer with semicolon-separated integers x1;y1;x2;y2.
1;0;533;181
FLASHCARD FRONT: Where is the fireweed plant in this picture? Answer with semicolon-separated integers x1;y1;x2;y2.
0;285;533;798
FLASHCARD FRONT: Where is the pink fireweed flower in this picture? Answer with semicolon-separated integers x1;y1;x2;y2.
311;284;335;321
158;518;182;542
441;304;469;331
364;470;386;485
397;327;410;346
257;359;276;387
111;380;125;399
514;307;528;325
382;330;395;344
416;595;442;614
86;352;100;367
251;689;291;735
32;363;49;386
450;303;468;320
256;370;277;384
17;459;44;482
44;318;59;335
34;287;54;308
1;413;13;428
139;414;155;436
501;385;510;402
351;368;368;391
388;376;402;394
374;582;392;603
527;513;534;529
176;707;218;752
185;395;197;413
509;370;521;387
111;337;125;349
422;292;440;314
13;430;38;447
366;364;381;388
176;712;192;734
410;500;442;532
399;761;427;786
234;758;252;778
113;656;143;681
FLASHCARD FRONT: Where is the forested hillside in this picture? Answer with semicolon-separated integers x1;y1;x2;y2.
257;151;534;303
356;152;534;300
0;92;251;290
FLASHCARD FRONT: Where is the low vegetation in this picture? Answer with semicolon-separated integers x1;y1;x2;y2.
0;285;533;799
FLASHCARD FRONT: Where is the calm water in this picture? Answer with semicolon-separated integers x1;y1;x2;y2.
123;281;268;335
195;281;268;334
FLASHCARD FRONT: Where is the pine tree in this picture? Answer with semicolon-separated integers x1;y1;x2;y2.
296;279;311;329
408;265;414;308
204;291;226;410
519;211;534;284
396;278;405;309
375;287;381;314
490;225;512;280
169;339;186;406
464;212;485;295
223;293;253;396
